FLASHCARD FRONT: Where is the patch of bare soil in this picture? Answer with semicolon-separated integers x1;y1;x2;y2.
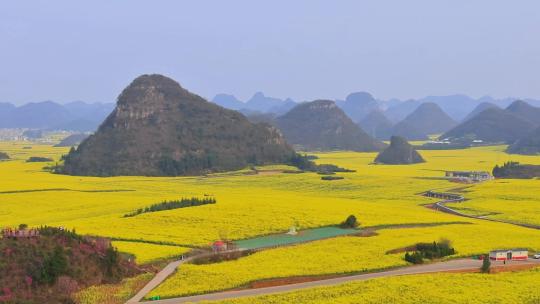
246;274;344;289
352;228;378;237
256;170;284;176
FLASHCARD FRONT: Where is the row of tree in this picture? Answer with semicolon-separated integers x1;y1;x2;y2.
493;161;540;179
124;197;217;217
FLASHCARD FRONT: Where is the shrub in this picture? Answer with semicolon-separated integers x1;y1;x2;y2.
481;256;491;273
404;251;424;264
321;176;344;181
0;152;9;160
404;240;455;264
341;215;358;228
37;246;68;284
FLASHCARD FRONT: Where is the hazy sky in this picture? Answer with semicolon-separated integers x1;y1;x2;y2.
1;0;539;105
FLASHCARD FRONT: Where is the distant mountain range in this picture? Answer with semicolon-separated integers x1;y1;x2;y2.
4;91;540;156
0;101;114;131
211;92;296;115
211;91;540;124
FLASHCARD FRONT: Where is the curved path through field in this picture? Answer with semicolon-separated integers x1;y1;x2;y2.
424;191;540;230
130;258;540;303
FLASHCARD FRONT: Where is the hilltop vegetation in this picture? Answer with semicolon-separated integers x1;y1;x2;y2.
58;74;295;176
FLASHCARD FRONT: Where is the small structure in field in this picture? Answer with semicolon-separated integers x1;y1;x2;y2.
445;171;492;183
212;240;227;252
424;191;464;202
489;249;528;261
212;240;237;252
286;226;298;235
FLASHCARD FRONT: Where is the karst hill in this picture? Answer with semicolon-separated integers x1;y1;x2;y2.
59;74;295;176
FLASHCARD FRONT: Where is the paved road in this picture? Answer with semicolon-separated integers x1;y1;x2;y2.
136;258;540;304
426;191;540;230
127;260;185;303
127;251;215;303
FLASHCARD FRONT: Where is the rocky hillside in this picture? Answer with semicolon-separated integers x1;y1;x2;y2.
390;103;457;140
59;74;295;176
507;126;540;155
358;110;394;140
275;100;385;151
441;107;536;143
374;136;425;164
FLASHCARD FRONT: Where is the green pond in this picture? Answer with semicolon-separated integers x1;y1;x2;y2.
234;226;359;250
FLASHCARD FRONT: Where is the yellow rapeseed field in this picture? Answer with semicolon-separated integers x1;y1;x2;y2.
213;268;540;304
2;141;540;301
148;221;540;298
74;273;153;304
111;241;191;264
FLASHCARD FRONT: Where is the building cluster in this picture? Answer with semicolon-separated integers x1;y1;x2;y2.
445;171;492;183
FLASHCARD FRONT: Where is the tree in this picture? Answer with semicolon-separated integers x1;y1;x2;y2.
18;223;28;230
38;246;68;284
341;215;359;228
481;256;491;273
103;246;119;278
